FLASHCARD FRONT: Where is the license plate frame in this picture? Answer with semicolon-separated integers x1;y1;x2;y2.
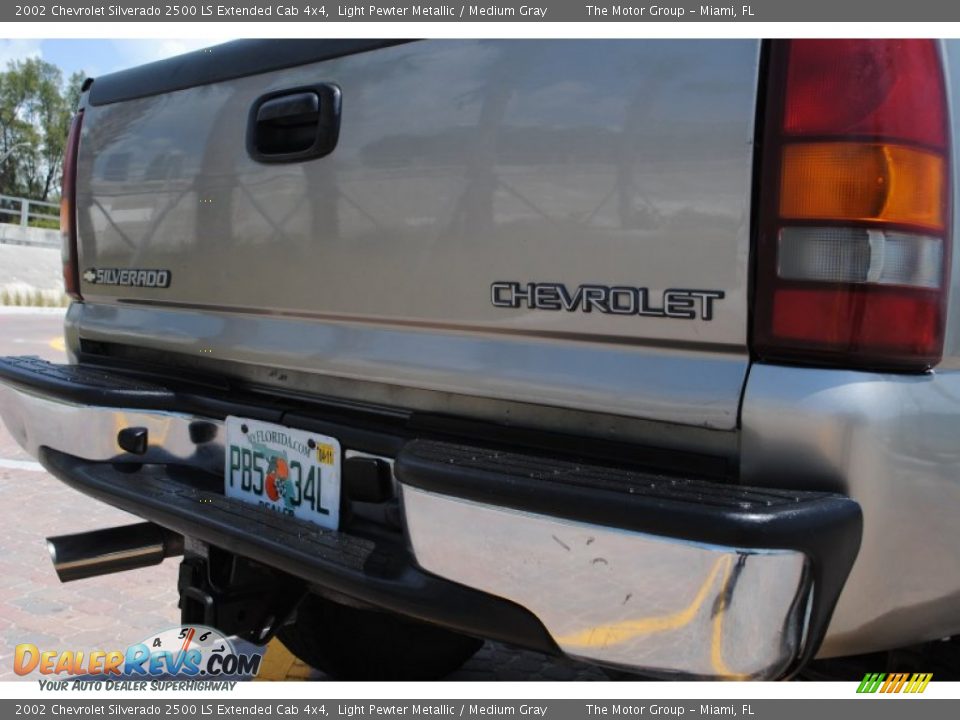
224;416;341;530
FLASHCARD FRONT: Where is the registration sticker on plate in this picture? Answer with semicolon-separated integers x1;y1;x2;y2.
224;417;340;530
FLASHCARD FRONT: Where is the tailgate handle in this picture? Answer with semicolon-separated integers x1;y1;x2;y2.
258;92;319;124
247;84;341;164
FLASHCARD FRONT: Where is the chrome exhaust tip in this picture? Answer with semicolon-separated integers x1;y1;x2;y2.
46;522;184;583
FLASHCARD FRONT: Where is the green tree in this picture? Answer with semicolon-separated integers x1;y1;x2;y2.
0;58;85;202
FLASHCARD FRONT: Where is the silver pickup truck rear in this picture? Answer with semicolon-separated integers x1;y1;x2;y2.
2;38;960;679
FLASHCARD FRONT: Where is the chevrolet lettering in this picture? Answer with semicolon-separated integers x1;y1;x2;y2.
491;282;724;320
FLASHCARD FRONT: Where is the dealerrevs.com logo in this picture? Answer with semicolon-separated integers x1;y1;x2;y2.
14;625;262;684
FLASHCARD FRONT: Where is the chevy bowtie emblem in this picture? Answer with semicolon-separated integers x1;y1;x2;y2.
82;270;96;283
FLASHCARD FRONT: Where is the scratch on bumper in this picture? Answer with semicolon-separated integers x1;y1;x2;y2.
402;486;809;679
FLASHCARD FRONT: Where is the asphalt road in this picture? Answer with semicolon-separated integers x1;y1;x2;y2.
0;309;609;681
0;308;66;361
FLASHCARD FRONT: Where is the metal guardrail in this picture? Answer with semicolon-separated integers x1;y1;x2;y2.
0;195;60;248
0;194;60;229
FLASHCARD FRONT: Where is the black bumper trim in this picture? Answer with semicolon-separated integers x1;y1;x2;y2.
0;355;177;408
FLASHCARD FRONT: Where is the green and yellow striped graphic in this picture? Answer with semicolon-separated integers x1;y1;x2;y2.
857;672;933;694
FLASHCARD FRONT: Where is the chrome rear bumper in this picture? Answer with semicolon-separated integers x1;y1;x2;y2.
0;356;862;679
393;439;859;680
403;485;809;679
0;382;225;471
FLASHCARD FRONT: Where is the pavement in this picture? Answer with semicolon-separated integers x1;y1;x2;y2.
0;243;64;303
0;309;612;682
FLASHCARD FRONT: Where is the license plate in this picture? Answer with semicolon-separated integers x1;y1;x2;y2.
224;417;340;530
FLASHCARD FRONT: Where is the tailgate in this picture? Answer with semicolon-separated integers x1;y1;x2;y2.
73;39;761;431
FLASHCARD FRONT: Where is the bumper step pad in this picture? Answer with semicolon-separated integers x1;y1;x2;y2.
397;439;860;550
0;355;176;407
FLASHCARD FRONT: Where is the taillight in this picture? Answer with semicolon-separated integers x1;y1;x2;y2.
753;40;951;371
61;110;83;301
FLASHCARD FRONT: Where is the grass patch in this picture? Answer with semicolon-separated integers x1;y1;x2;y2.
0;285;68;307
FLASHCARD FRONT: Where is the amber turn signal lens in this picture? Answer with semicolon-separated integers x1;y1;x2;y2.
780;142;945;230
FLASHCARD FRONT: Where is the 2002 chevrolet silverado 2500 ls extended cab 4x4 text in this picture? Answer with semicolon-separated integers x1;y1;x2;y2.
0;38;958;680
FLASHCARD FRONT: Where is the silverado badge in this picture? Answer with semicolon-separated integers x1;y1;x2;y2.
82;268;171;288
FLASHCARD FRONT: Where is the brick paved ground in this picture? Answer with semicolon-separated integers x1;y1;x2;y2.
0;460;184;680
0;311;185;681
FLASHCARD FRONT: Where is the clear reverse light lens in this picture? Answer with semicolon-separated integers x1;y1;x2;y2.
778;227;942;289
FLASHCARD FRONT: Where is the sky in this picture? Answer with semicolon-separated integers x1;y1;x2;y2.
0;39;221;80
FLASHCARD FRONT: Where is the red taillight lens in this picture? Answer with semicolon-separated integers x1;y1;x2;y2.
753;40;951;371
783;40;947;147
61;110;83;301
